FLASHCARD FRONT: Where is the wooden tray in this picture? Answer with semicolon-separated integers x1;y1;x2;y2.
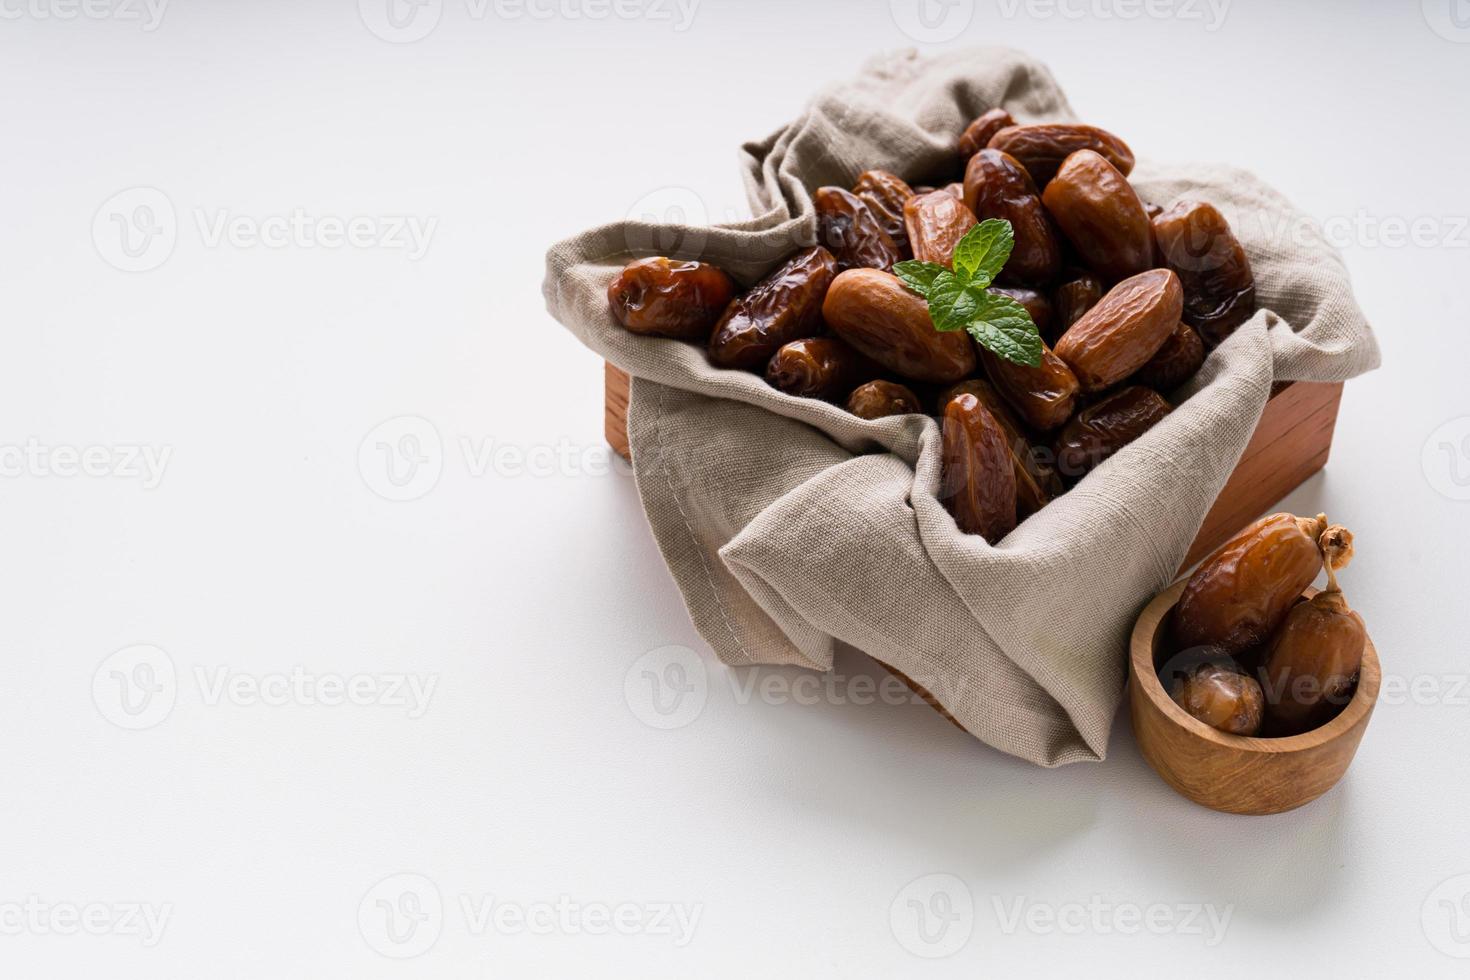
604;361;1343;571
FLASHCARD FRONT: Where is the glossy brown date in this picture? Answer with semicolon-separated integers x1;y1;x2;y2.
822;268;977;384
904;191;977;267
939;379;1062;518
847;379;922;420
766;336;877;401
986;123;1136;188
980;343;1080;432
852;170;915;256
1052;385;1170;480
962;149;1061;285
1259;526;1363;735
1041;149;1153;283
1169;662;1265;736
1054;268;1182;393
815;186;901;272
1133;321;1205;392
607;257;737;340
1152;200;1257;346
707;247;837;370
939;393;1018;542
957;107;1015;159
1052;271;1104;338
1172;512;1328;655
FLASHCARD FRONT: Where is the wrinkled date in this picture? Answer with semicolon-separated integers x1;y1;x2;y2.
766;336;878;401
1152;200;1257;346
1172;512;1327;655
981;343;1080;432
963;149;1062;285
852;169;915;257
847;379;922;420
1054;268;1182;393
940;378;1063;518
1041;149;1153;283
1259;588;1365;736
939;393;1018;542
707;247;837;370
1133;320;1205;392
904;191;978;267
1052;271;1104;338
1053;385;1170;480
957;107;1015;159
1169;662;1265;736
815;186;901;272
987;123;1135;188
822;268;977;383
607;257;737;340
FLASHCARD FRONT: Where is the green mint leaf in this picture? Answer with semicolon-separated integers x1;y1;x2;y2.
967;292;1043;367
951;218;1015;288
893;260;946;298
927;271;984;332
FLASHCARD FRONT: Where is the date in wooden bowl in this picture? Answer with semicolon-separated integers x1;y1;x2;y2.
1129;580;1380;815
603;363;1345;570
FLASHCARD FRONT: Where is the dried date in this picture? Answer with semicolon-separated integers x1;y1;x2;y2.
1052;385;1170;480
1133;321;1205;392
1054;268;1182;393
1041;149;1153;282
1152;200;1257;346
852;169;915;256
707;247;837;370
766;336;878;401
847;379;922;420
962;149;1061;285
607;256;737;340
981;343;1080;432
987;123;1135;188
957;107;1015;159
815;186;901;272
822;268;977;384
939;393;1018;541
904;191;978;267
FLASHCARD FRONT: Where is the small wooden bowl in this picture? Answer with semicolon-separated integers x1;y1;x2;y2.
1129;580;1380;815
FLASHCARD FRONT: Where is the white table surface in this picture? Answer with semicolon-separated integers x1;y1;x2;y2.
2;1;1467;976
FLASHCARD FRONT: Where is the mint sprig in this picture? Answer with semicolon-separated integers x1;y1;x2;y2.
893;218;1043;368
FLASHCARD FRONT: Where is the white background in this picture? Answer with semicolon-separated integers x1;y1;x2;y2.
1;0;1467;976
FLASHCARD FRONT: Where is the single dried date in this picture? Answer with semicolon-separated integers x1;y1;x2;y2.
939;379;1063;518
822;268;977;384
1053;385;1170;480
707;247;837;370
847;379;922;420
981;343;1080;432
852;169;915;256
1054;268;1182;393
766;336;877;401
962;149;1061;285
904;191;978;267
939;393;1018;542
1041;149;1153;282
1152;200;1257;346
1169;662;1265;736
1133;320;1205;392
607;257;737;340
957;107;1015;159
1172;512;1328;656
815;186;900;272
987;123;1135;188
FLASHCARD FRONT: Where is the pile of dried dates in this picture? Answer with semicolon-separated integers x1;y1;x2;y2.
1162;512;1367;738
606;110;1258;542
